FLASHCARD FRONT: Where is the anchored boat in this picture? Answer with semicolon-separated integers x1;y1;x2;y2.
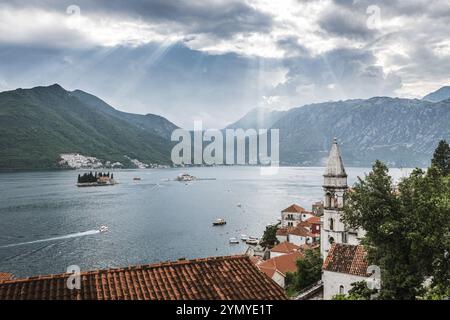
212;218;226;226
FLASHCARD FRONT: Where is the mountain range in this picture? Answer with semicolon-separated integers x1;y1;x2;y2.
0;84;177;169
0;84;449;169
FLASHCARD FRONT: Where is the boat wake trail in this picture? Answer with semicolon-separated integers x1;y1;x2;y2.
0;230;100;249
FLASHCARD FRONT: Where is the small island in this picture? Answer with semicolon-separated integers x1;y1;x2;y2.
77;172;117;187
176;173;196;182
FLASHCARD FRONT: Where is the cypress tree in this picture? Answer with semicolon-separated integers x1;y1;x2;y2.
431;140;450;176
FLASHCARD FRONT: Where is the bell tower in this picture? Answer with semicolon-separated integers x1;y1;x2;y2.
320;138;348;258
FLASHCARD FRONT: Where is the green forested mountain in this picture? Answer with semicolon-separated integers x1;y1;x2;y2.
0;84;177;169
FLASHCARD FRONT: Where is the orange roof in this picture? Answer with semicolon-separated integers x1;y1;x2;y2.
270;241;300;254
287;225;315;237
276;227;289;236
0;255;287;300
0;273;13;283
281;204;306;213
306;216;321;224
257;251;304;277
323;244;369;277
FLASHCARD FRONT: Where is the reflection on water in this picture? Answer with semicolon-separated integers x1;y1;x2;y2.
0;166;411;278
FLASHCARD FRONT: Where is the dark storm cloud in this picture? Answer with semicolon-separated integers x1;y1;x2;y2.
5;0;273;38
318;7;375;40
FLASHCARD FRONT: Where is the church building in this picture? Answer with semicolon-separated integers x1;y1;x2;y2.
320;138;370;299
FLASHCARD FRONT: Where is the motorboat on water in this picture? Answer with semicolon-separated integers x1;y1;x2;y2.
212;218;226;226
229;237;239;244
99;226;109;233
133;177;141;181
246;237;259;245
240;234;248;241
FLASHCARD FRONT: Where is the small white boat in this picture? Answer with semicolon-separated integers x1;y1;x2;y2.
237;203;242;208
240;234;248;241
213;218;226;226
246;237;259;245
99;226;109;233
229;237;239;244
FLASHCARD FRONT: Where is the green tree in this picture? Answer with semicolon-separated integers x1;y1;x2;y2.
285;248;322;293
260;224;279;248
296;249;322;290
431;140;450;176
342;157;450;299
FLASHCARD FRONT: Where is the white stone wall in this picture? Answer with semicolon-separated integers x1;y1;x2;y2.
271;271;286;288
269;251;285;259
322;270;368;300
276;235;288;243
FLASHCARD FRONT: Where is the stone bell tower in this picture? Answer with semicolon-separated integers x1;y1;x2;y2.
320;138;349;259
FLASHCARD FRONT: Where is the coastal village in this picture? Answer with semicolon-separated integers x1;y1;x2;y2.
0;139;373;300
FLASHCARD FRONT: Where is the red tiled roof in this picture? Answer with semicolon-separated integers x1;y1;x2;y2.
0;255;287;300
306;216;321;225
276;227;289;236
323;244;369;277
270;241;300;254
257;251;304;277
281;204;306;213
0;272;13;283
287;225;315;238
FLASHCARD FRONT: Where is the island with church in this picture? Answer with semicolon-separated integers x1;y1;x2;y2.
77;172;117;187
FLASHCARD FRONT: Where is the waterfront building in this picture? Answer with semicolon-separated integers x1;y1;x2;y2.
281;204;314;227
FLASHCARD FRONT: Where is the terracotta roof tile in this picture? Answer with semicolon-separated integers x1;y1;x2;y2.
0;272;13;283
0;255;287;300
281;204;306;213
270;241;300;254
257;251;304;277
306;216;321;224
287;225;315;238
323;244;369;277
276;227;289;236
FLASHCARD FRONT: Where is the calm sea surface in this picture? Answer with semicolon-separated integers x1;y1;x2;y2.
0;166;411;278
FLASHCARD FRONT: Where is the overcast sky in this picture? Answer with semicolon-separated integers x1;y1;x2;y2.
0;0;449;128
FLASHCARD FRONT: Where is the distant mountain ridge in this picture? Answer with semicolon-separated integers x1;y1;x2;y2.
1;84;450;169
423;86;450;102
230;91;450;167
0;84;177;169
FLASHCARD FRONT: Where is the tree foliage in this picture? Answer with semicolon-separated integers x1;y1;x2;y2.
260;224;279;248
432;140;450;176
342;147;450;299
285;249;322;292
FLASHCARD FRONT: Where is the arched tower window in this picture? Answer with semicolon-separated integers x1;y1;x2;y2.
325;192;332;208
329;236;334;244
329;218;334;231
339;285;344;294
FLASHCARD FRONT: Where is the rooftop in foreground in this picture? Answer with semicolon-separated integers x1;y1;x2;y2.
0;255;287;300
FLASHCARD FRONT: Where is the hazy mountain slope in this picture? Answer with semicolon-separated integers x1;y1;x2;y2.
423;86;450;102
0;84;177;169
226;108;286;130
271;97;450;167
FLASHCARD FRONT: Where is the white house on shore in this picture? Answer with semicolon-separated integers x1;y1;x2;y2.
320;138;370;299
280;204;314;228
